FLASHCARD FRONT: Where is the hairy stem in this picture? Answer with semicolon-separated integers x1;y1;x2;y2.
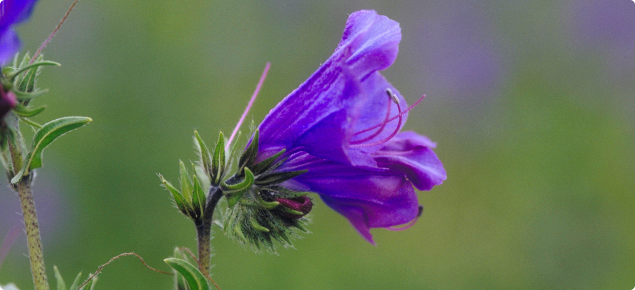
6;114;49;290
17;179;49;290
195;186;224;275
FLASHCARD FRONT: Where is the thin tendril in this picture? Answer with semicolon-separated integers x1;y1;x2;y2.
78;252;172;289
385;205;423;231
31;0;81;64
226;62;271;151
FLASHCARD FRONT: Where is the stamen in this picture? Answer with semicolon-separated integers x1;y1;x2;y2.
349;93;404;148
350;94;392;144
352;94;426;139
385;205;423;231
226;62;271;151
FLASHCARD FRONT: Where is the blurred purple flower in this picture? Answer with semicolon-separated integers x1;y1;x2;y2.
412;1;503;112
0;87;17;118
254;10;446;244
0;0;39;64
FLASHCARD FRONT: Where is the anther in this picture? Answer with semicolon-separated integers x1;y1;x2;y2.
386;88;400;104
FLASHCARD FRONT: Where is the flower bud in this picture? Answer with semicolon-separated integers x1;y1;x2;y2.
275;196;312;219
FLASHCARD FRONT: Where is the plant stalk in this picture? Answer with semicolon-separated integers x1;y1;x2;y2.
17;179;50;290
6;114;49;290
195;186;223;275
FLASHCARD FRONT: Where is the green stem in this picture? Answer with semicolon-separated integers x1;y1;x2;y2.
6;114;49;290
17;179;50;290
195;186;223;275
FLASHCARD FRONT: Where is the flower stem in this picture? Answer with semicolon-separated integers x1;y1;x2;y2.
6;115;49;290
17;179;50;290
195;186;224;275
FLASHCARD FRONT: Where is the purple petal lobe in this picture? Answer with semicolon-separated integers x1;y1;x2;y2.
375;131;447;190
256;10;403;166
0;0;40;63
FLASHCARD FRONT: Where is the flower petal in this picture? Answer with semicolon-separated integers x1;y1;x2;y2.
375;131;447;190
256;10;403;165
281;152;419;244
0;0;40;64
0;29;20;64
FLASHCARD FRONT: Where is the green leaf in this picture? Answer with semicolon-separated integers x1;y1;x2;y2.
13;89;49;101
172;248;190;290
254;170;307;186
54;266;67;290
194;131;212;178
251;148;285;175
164;258;210;290
194;165;211;195
250;217;269;232
13;104;46;117
211;132;225;184
8;60;60;81
191;173;205;218
222;168;254;208
68;272;83;290
238;130;259;172
160;174;193;218
11;116;92;183
179;160;193;203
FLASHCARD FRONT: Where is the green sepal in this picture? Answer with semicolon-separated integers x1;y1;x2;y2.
223;168;254;208
13;104;46;117
191;173;205;218
179;160;193;204
277;206;304;216
194;165;211;195
164;258;210;290
54;266;67;290
264;186;312;199
251;148;285;175
254;193;280;210
68;272;83;290
11;116;92;183
238;129;259;173
12;89;49;101
194;131;213;178
17;65;37;92
8;60;60;82
254;170;307;186
160;174;193;218
291;220;308;233
250;217;269;232
211;131;225;184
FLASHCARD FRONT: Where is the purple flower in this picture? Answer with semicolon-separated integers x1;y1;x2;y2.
0;0;39;64
253;10;446;244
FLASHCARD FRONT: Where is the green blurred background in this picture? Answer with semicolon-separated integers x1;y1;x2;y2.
2;0;635;289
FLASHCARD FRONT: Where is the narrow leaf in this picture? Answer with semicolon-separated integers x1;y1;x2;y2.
11;116;92;183
164;258;210;290
211;132;225;184
238;130;259;172
13;89;49;101
13;104;46;117
8;60;60;81
69;272;83;290
179;160;193;203
254;170;307;186
191;174;205;218
251;148;285;175
250;217;270;232
222;168;254;208
160;175;193;218
54;266;67;290
194;131;212;177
